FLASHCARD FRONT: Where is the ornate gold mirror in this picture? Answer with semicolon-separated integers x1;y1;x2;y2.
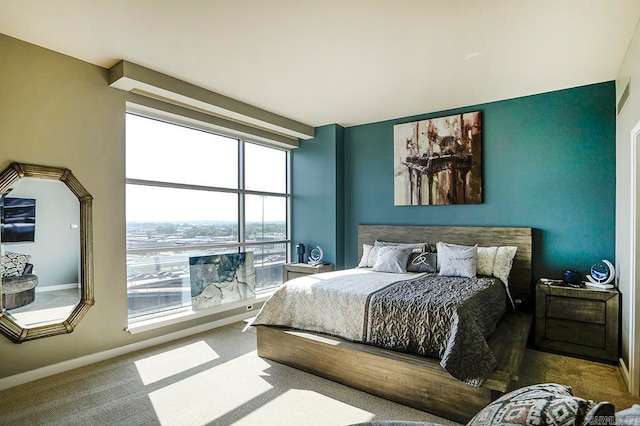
0;163;93;343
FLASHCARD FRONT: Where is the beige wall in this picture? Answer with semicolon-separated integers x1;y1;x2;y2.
616;18;640;392
0;34;252;380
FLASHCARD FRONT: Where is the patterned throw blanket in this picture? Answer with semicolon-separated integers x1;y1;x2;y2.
250;269;506;386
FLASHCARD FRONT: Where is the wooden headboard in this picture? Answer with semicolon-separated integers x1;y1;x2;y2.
358;225;533;307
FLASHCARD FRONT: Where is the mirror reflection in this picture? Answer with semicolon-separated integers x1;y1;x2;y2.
0;162;93;343
1;178;81;327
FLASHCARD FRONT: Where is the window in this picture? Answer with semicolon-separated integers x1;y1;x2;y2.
126;113;289;321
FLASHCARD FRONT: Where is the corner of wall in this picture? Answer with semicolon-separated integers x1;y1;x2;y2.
335;124;345;270
291;124;345;269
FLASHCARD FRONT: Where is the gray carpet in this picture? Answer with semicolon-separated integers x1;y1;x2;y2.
0;322;459;426
515;348;640;411
0;322;638;425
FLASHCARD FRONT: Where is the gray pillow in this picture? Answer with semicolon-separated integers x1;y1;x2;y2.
374;240;426;253
437;242;478;278
406;252;437;273
372;246;411;273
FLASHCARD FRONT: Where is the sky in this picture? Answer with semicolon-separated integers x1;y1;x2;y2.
125;114;287;223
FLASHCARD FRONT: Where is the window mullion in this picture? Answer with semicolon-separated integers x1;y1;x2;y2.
126;178;241;195
239;138;246;252
286;150;292;259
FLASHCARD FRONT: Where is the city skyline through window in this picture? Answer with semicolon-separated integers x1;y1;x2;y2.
125;113;289;321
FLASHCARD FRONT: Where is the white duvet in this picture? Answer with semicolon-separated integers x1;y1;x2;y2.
249;268;422;341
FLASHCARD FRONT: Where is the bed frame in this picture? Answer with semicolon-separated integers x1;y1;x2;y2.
257;225;533;423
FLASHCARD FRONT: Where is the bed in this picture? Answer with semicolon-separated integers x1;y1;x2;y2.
254;225;533;423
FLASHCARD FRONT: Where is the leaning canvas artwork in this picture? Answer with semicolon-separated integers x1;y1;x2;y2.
394;111;482;206
189;252;255;310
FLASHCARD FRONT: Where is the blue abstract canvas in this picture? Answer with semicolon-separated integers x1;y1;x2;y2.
189;252;255;310
1;197;36;242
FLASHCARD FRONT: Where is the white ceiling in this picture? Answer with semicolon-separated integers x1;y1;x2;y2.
1;0;639;128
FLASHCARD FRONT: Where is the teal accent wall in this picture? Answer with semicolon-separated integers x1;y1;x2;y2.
291;83;615;285
291;124;345;269
343;82;616;281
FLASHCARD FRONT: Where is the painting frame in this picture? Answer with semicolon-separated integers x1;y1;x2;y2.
393;111;482;206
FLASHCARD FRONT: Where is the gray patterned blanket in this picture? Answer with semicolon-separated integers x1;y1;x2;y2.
251;269;506;386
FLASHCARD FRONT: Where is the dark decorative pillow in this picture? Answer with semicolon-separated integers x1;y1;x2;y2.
406;252;437;273
1;252;32;278
466;383;615;426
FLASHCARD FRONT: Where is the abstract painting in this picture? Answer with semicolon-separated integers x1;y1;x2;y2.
189;252;255;310
393;111;482;206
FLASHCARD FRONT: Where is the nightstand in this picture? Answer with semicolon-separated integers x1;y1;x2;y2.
282;263;334;282
535;281;619;363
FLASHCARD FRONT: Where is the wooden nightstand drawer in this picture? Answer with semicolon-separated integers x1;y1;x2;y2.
546;297;606;324
545;318;605;348
535;282;619;363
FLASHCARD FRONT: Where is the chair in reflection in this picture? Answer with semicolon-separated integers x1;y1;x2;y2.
2;262;39;309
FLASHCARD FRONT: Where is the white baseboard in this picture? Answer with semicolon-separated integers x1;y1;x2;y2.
0;311;254;391
36;283;79;293
619;357;631;391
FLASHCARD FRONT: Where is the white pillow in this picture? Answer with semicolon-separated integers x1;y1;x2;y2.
477;246;498;276
437;242;478;278
357;244;382;268
436;241;466;270
357;244;373;268
493;246;518;285
479;245;518;309
366;246;380;267
372;246;411;273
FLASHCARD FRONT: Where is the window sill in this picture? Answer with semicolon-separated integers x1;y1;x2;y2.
125;291;275;334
